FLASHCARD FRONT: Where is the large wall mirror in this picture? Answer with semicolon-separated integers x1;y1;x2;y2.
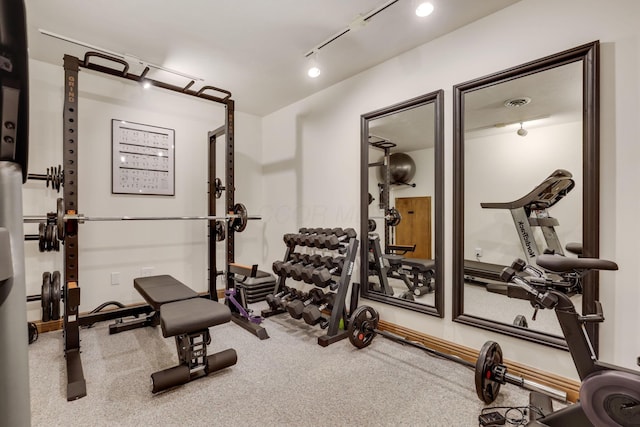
453;42;600;349
360;90;444;317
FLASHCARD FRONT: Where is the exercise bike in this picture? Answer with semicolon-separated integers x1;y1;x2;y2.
496;254;639;426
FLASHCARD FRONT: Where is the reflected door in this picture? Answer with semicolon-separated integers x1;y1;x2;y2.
395;196;431;259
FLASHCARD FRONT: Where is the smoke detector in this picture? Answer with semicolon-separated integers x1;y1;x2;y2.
504;97;532;108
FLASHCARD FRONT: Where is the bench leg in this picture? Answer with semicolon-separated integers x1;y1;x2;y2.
150;329;237;393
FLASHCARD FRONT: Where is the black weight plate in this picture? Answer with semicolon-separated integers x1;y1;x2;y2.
368;219;377;232
214;177;224;199
231;203;248;232
513;314;528;328
51;271;61;320
38;222;46;252
347;305;379;349
41;272;51;322
400;290;415;301
386;207;402;227
475;341;503;404
215;220;226;241
57;198;65;240
45;223;54;251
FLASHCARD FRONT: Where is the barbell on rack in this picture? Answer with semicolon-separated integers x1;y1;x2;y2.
347;305;566;404
24;198;260;240
369;206;402;227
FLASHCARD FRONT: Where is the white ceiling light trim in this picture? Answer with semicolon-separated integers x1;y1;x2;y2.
415;2;435;17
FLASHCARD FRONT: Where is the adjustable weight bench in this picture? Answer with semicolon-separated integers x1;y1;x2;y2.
133;275;237;393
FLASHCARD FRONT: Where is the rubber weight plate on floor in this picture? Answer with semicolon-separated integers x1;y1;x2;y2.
475;341;503;404
41;271;51;322
347;305;379;349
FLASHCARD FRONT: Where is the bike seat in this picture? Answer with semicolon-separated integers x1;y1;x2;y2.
537;254;618;273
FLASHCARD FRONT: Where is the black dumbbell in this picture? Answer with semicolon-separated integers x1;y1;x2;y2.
302;293;336;326
315;228;357;250
283;233;298;248
311;266;339;288
272;257;307;277
290;264;312;281
265;286;291;310
286;288;325;319
274;288;304;310
325;256;345;271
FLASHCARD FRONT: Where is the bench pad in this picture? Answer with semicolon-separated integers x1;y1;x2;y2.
401;258;435;271
134;275;199;310
161;298;231;337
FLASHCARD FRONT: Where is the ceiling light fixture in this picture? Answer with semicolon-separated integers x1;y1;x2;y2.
307;51;321;78
303;0;400;76
142;80;152;89
517;122;528;137
415;2;434;17
38;29;204;82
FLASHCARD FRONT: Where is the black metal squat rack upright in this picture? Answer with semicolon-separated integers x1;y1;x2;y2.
56;52;240;401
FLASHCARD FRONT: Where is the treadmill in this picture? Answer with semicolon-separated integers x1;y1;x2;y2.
464;169;578;284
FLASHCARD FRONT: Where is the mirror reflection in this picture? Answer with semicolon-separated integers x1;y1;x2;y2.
453;42;600;348
361;91;443;316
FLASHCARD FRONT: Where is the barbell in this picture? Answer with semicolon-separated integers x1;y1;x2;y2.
24;198;260;241
347;305;566;404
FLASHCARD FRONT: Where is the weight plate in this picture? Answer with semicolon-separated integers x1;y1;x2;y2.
368;219;377;232
231;203;248;232
475;341;503;404
41;272;52;322
347;305;379;349
215;220;226;241
57;198;65;240
400;290;415;301
386;207;402;227
214;177;224;199
38;222;46;252
513;314;528;328
45;223;54;252
51;271;61;320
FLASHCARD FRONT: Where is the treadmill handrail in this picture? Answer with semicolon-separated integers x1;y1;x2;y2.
480;169;574;211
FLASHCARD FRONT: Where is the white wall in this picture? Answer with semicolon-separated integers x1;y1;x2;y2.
262;0;640;378
24;59;263;320
465;121;582;264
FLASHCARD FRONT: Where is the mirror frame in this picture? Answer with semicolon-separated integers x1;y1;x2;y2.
360;89;444;317
452;41;600;350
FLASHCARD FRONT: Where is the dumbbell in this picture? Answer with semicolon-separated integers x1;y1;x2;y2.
272;255;309;277
311;266;339;288
302;293;336;326
273;288;304;310
286;288;325;319
316;228;357;250
324;256;345;271
265;286;291;310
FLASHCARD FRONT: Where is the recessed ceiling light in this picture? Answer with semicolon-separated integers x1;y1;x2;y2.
415;2;434;17
307;66;321;78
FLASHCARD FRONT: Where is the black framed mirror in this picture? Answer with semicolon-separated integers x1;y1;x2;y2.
360;90;444;316
453;42;600;349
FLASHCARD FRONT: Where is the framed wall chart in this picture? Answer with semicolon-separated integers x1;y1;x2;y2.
111;119;175;195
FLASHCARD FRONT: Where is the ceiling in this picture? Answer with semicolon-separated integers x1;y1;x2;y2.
24;0;520;116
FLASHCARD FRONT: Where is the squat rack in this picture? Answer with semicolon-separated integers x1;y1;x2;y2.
61;52;237;401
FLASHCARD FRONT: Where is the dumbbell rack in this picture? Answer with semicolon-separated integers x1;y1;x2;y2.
262;228;358;346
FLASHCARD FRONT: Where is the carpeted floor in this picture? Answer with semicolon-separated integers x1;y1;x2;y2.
29;303;545;426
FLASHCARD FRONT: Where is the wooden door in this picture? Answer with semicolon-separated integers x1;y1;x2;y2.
394;196;432;259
